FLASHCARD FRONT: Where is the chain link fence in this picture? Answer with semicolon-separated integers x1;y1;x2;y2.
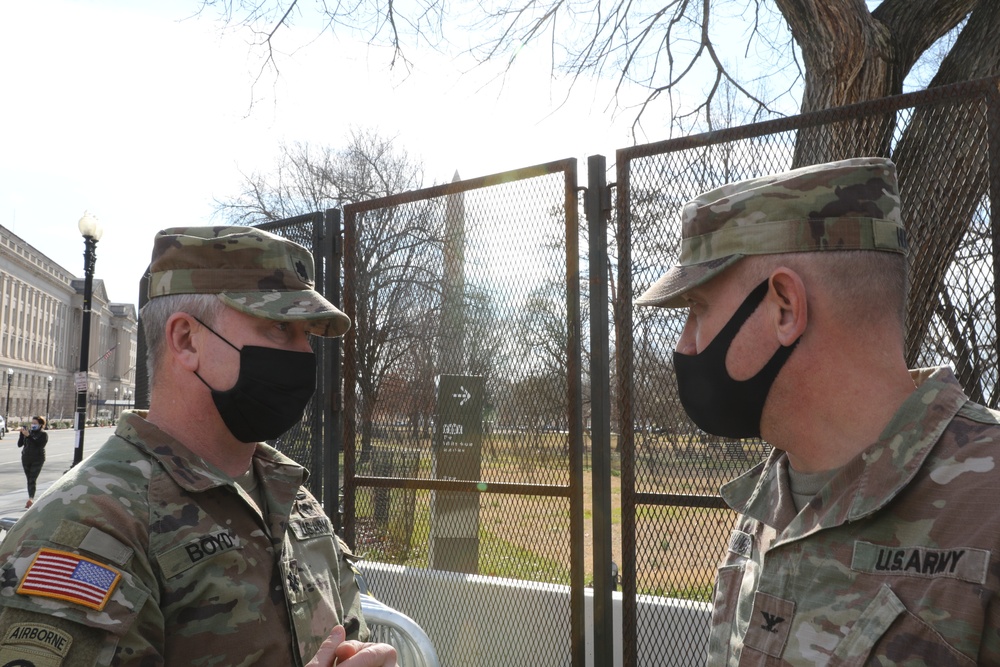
253;213;343;515
341;161;586;667
616;77;1000;666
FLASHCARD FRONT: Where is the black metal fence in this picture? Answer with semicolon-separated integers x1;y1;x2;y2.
251;213;344;516
616;77;1000;666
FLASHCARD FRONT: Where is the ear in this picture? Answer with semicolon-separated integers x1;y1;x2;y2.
164;313;202;372
767;268;807;346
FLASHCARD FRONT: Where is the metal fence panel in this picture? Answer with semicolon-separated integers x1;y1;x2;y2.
615;77;1000;666
342;160;585;667
253;213;339;508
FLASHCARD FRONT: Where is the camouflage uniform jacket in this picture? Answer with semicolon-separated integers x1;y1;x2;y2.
709;367;1000;666
0;411;367;666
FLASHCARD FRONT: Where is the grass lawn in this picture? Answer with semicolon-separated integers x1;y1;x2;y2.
350;428;751;601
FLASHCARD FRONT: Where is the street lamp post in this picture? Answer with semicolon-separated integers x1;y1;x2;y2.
45;376;52;422
5;369;11;423
113;387;119;422
73;211;103;467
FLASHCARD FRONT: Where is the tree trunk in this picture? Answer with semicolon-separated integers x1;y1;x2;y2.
777;0;899;163
776;1;1000;380
777;0;978;164
894;0;1000;365
936;286;987;404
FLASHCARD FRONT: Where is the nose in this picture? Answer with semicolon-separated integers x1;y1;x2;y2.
675;311;698;356
292;332;314;354
291;323;315;353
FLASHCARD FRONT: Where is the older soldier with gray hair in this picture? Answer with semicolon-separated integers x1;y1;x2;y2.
636;157;1000;664
0;226;396;666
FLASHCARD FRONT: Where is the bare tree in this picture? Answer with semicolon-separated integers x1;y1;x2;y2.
217;129;428;215
193;2;992;126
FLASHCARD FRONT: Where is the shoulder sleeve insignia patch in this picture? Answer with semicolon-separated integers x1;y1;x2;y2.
727;530;753;559
17;548;121;611
1;621;73;661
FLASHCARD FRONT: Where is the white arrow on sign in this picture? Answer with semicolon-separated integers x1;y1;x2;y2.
452;386;471;406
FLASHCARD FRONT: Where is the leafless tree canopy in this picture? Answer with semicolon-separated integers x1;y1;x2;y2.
196;1;995;131
214;128;426;220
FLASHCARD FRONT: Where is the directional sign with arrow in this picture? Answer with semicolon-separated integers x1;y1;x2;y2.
432;374;484;573
452;386;472;406
435;375;484;473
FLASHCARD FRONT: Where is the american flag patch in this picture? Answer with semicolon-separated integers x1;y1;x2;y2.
17;548;121;611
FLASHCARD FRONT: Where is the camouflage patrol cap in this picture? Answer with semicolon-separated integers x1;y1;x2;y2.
634;157;907;308
148;226;351;337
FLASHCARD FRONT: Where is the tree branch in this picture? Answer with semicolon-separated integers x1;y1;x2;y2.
873;0;978;76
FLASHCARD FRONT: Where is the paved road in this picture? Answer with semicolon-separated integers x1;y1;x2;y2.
0;426;113;523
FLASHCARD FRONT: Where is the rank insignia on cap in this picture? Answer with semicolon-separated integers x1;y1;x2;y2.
17;548;121;611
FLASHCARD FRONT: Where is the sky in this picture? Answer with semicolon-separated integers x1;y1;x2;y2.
0;0;671;307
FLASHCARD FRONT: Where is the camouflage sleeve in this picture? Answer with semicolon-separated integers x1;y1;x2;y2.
336;536;370;642
0;606;110;666
0;445;161;665
980;595;1000;664
0;524;157;666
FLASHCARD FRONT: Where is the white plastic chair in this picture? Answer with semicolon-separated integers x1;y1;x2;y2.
360;593;441;667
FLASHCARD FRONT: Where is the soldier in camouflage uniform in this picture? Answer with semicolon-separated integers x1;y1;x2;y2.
635;157;1000;665
0;226;397;666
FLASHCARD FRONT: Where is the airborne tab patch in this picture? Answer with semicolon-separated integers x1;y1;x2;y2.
17;548;121;611
0;622;74;667
3;622;73;656
852;541;989;584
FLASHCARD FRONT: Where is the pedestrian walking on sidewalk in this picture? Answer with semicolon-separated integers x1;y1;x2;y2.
16;415;47;508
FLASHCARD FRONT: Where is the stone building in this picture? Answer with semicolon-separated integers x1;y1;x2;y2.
0;224;137;426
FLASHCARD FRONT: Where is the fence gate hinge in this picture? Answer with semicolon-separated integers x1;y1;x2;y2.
582;184;613;221
602;182;615;213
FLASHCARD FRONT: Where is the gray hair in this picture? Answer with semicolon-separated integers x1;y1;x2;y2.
140;294;225;386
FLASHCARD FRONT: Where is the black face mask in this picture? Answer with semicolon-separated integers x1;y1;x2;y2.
193;317;316;443
673;280;799;439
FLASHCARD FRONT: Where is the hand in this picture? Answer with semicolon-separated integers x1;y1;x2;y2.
306;625;397;667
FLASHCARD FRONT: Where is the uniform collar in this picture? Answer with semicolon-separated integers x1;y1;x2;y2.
722;367;968;532
113;411;307;494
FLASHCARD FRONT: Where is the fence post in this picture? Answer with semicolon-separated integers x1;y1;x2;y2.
587;154;616;667
323;209;344;530
988;85;1000;399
